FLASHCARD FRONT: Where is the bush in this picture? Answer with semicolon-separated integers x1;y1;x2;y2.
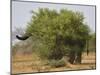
26;8;90;61
48;59;66;68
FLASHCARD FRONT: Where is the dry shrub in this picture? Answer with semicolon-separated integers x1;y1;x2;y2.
48;59;66;68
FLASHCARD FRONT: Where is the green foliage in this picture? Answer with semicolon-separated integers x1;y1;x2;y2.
88;33;96;51
26;8;90;60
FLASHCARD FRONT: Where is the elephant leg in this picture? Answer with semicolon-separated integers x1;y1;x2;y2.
68;50;75;64
75;51;82;64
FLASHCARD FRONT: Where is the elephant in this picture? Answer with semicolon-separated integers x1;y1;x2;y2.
16;33;89;64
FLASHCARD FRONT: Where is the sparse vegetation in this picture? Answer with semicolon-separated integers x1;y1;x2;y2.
47;59;66;68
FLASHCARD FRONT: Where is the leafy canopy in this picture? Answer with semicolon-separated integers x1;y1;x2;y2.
26;8;90;59
26;8;89;41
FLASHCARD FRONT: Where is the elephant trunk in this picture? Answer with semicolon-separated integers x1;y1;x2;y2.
16;34;31;40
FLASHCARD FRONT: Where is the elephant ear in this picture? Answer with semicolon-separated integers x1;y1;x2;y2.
16;35;30;40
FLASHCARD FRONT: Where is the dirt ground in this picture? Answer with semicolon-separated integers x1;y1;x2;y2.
11;52;96;74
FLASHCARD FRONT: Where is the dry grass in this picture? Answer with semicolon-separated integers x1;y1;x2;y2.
12;52;96;74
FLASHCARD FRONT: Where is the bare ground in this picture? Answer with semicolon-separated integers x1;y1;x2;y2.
11;52;96;74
